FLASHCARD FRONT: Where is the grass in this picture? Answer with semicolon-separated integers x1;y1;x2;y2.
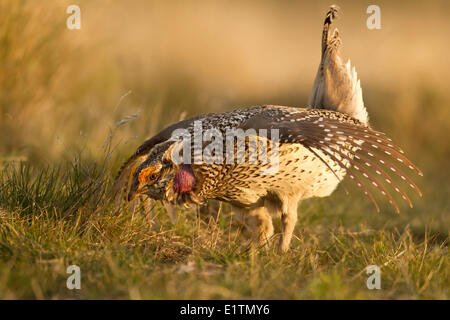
0;0;449;299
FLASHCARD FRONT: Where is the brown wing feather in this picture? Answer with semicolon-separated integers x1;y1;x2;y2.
240;108;422;213
298;122;416;209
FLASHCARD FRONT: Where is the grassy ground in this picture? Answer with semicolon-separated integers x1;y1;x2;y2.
0;1;449;299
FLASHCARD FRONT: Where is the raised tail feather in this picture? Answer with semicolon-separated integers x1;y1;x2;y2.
308;5;369;126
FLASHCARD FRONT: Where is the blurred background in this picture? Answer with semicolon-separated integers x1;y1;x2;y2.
0;0;449;231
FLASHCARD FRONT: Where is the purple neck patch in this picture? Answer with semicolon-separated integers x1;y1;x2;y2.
173;165;196;194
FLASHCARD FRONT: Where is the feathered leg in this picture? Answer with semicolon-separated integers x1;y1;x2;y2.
232;205;274;249
277;196;299;253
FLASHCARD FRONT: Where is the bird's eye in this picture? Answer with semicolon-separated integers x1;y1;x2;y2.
138;166;160;184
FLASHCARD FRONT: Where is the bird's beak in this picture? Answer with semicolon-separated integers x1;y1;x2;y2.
127;180;140;202
127;189;137;202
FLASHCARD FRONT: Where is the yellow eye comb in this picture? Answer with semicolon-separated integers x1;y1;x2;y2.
138;166;159;184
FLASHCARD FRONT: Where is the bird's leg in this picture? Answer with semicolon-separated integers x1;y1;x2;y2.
278;199;299;253
246;207;274;248
231;205;274;249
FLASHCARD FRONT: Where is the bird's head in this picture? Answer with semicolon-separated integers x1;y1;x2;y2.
128;160;170;201
127;141;198;204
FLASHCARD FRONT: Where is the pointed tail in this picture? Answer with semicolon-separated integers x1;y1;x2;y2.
308;5;369;126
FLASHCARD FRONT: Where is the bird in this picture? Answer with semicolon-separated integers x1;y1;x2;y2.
114;6;422;253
